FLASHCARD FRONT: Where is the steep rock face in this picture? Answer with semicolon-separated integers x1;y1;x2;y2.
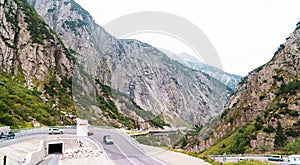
27;0;232;126
0;0;75;127
168;52;242;90
187;24;300;152
0;0;73;84
0;0;169;129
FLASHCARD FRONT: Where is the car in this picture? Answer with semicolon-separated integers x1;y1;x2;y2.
288;155;300;164
48;127;63;134
238;157;247;162
103;135;113;144
87;131;93;136
268;155;284;161
0;131;15;139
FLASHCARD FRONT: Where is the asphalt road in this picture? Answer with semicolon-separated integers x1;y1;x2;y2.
38;154;60;165
0;128;76;147
91;129;167;165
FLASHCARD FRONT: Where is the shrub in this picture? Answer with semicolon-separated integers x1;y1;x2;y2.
254;117;264;131
259;94;266;100
221;108;229;118
263;125;276;133
285;128;300;137
283;138;300;154
276;80;300;96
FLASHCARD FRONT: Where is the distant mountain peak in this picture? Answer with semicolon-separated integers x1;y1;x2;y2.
166;52;242;90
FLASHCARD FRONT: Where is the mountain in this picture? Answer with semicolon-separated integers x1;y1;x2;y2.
26;0;232;126
0;0;153;129
0;0;75;127
168;52;242;90
184;22;300;154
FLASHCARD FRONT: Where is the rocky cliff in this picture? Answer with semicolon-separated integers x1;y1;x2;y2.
186;23;300;153
168;52;242;90
27;0;232;126
0;0;161;129
0;0;75;127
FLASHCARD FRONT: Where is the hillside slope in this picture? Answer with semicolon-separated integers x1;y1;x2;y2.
0;0;159;129
27;0;232;126
185;23;300;154
0;0;75;127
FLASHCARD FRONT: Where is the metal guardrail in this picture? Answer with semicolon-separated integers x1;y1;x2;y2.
0;126;76;143
210;154;289;158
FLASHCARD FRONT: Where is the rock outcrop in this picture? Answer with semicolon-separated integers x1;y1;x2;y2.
27;0;232;126
168;52;242;90
186;22;300;153
0;0;75;126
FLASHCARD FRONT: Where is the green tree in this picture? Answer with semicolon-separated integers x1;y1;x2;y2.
283;138;300;154
274;121;287;149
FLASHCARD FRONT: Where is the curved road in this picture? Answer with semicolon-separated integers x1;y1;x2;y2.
1;127;167;165
91;129;167;165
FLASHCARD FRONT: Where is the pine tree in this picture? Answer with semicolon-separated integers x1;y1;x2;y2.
274;121;287;149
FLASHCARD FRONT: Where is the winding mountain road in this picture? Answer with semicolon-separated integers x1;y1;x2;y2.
91;129;167;165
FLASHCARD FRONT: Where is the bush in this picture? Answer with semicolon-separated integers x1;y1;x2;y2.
263;125;276;133
285;128;300;137
283;138;300;154
276;80;300;96
221;108;229;118
280;109;299;116
254;117;264;131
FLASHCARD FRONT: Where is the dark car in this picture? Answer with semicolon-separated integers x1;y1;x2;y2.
268;155;284;161
87;131;93;136
0;131;15;139
103;135;113;144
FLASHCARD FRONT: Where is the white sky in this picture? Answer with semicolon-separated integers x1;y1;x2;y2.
75;0;300;76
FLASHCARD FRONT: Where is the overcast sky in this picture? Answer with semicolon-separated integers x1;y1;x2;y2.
75;0;300;76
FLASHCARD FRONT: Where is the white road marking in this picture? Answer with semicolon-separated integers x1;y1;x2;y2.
113;141;138;165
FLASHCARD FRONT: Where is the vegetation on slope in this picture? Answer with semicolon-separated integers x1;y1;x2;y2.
0;72;74;128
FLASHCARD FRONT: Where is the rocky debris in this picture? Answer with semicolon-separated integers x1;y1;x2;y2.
62;147;103;160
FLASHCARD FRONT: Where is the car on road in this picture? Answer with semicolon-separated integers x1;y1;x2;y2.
87;131;93;136
48;127;63;134
238;157;247;162
103;135;113;144
268;155;284;161
288;155;300;164
0;131;15;139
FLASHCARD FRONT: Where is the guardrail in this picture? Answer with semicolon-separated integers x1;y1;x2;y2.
0;126;76;143
210;154;289;158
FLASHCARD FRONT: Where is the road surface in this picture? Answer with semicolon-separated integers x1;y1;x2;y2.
92;129;167;165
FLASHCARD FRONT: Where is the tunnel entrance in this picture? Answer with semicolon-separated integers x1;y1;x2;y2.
48;143;63;154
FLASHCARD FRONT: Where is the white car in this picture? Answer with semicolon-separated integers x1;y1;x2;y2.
288;155;300;164
48;127;63;134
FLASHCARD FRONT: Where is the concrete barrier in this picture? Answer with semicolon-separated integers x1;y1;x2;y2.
24;140;45;165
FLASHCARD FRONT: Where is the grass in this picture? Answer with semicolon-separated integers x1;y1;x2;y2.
204;131;238;155
225;160;275;165
164;148;275;165
0;72;74;128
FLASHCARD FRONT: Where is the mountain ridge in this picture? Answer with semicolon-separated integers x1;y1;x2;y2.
167;52;242;90
27;0;232;126
184;22;300;154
